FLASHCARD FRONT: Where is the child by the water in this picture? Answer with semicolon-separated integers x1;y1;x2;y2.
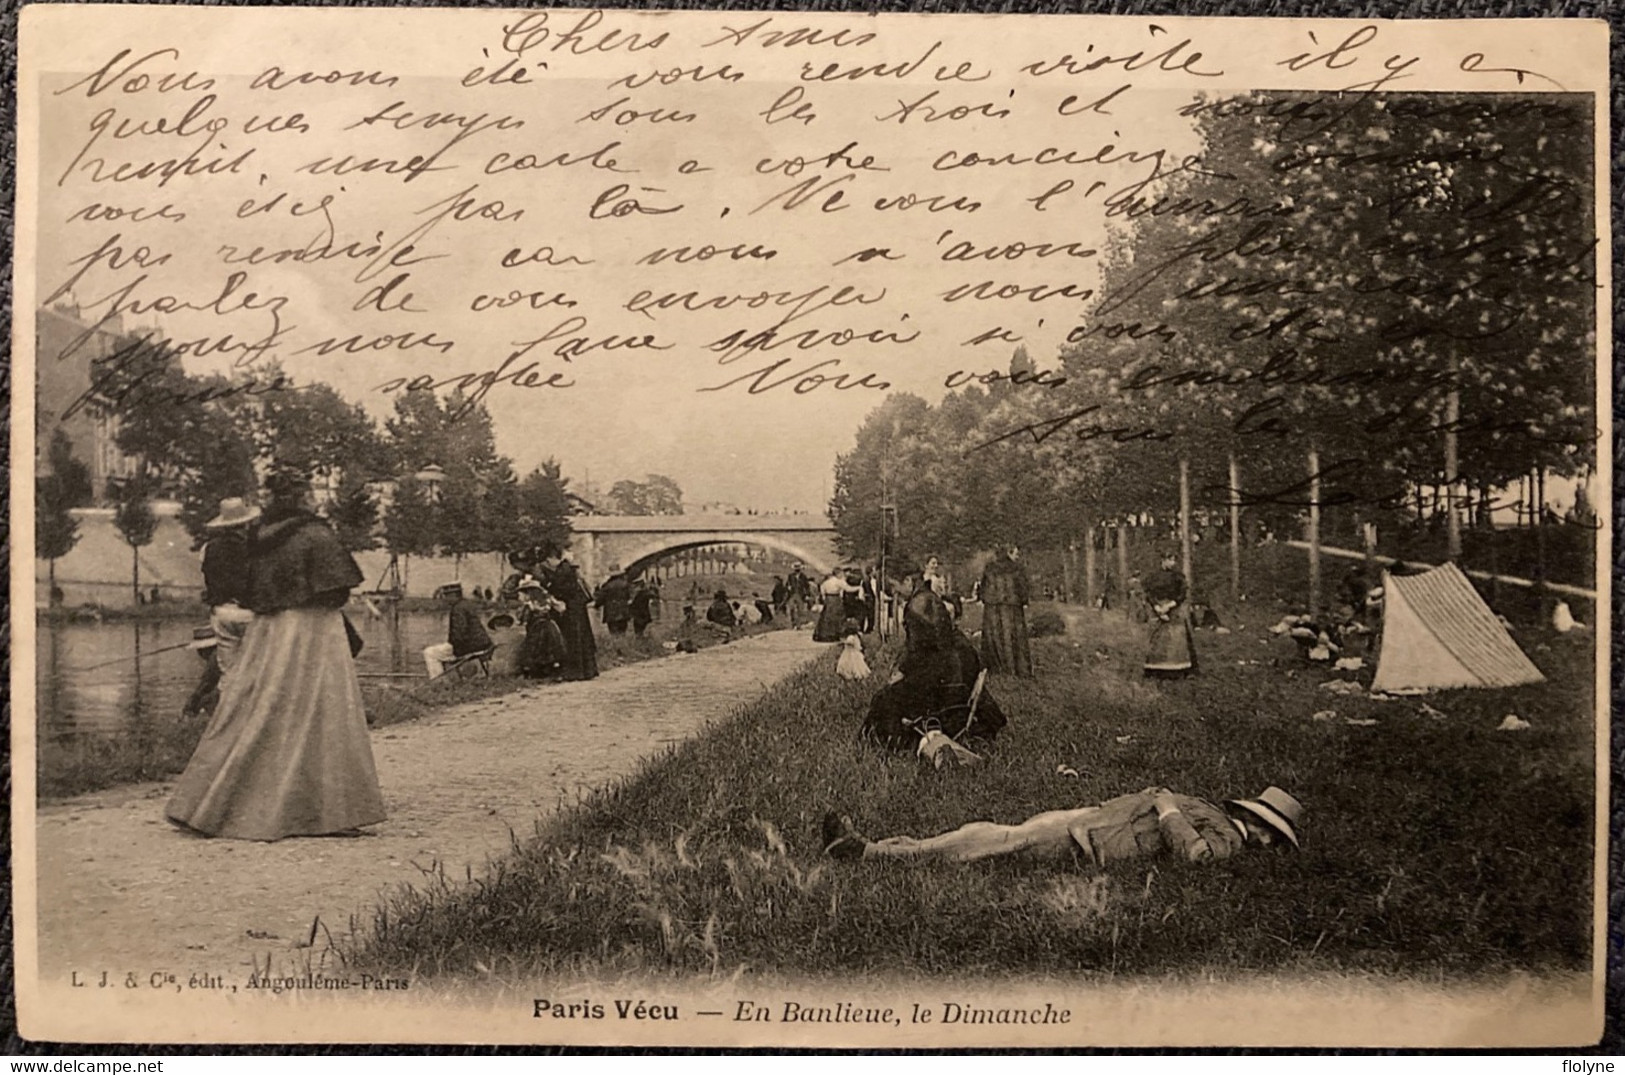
836;618;871;680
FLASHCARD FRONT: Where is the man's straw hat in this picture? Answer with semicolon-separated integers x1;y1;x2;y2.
189;626;219;651
205;497;260;530
1227;786;1303;848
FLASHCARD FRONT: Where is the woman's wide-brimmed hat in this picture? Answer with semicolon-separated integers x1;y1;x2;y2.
189;625;219;651
1227;786;1303;848
517;576;545;593
205;497;261;530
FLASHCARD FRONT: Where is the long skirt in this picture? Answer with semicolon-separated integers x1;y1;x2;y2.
165;607;386;841
557;604;599;680
812;598;847;642
980;604;1033;676
1143;605;1198;677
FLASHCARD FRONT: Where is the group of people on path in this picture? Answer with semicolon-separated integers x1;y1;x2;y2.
503;545;601;683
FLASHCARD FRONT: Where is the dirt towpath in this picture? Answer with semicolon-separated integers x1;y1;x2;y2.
32;630;821;982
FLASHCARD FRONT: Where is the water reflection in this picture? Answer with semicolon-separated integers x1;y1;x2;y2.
37;607;462;741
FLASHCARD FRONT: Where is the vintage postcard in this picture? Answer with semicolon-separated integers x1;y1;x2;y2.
11;5;1610;1047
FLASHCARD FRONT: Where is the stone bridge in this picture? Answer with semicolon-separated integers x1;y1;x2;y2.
569;514;839;581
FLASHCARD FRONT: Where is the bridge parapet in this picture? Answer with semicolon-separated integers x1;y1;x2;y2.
568;515;839;581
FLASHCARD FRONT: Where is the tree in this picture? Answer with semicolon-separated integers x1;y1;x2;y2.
112;477;158;603
438;480;485;576
328;469;380;552
37;432;87;603
829;394;933;562
45;428;93;507
513;461;576;552
382;476;438;592
256;377;394;494
607;474;684;515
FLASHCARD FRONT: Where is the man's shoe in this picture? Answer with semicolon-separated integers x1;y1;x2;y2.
821;812;867;862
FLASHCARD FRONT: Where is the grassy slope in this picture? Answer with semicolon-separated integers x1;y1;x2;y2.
354;607;1597;984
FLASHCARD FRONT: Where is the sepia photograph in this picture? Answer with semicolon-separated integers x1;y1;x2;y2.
11;5;1611;1048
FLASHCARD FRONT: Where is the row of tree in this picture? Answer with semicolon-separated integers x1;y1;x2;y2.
830;90;1598;611
35;337;689;598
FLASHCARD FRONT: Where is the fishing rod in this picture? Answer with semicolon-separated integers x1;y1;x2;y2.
75;638;200;672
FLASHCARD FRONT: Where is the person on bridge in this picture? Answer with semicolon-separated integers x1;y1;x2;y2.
594;565;633;636
979;545;1033;677
539;544;599;681
166;464;384;841
822;785;1302;866
815;568;861;642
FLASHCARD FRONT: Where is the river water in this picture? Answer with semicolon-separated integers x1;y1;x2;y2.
35;608;454;743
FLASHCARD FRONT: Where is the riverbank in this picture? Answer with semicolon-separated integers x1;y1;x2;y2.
38;616;787;799
32;629;824;980
349;606;1596;984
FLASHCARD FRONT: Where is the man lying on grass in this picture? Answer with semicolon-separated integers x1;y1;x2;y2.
822;786;1302;866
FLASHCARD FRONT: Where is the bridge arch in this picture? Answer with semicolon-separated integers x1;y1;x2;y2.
615;533;837;578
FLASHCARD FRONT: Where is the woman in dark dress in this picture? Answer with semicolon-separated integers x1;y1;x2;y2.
1142;553;1197;678
978;545;1033;676
539;547;598;681
862;588;1006;751
514;578;567;679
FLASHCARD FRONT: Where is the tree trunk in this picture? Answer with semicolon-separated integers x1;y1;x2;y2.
1228;452;1241;603
1445;371;1461;560
1535;466;1548;585
1178;457;1194;589
1084;528;1097;608
1116;523;1129;602
1307;447;1321;616
132;545;141;604
49;559;58;604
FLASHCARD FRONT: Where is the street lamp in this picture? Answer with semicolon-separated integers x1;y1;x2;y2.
415;463;446;504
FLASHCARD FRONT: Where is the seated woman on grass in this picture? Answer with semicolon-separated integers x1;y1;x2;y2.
861;584;1006;751
823;786;1302;866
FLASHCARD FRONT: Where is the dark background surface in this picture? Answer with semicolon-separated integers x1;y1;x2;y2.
2;0;1619;1056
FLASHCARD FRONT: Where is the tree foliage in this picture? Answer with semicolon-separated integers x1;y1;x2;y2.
37;432;85;571
607;474;684;516
830;91;1595;582
112;476;158;600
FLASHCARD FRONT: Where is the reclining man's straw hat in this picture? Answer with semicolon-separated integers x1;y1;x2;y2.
205;497;260;530
1226;786;1303;848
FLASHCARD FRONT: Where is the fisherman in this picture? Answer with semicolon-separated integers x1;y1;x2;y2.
422;583;493;678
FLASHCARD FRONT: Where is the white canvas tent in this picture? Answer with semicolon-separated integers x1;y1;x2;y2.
1371;562;1545;693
